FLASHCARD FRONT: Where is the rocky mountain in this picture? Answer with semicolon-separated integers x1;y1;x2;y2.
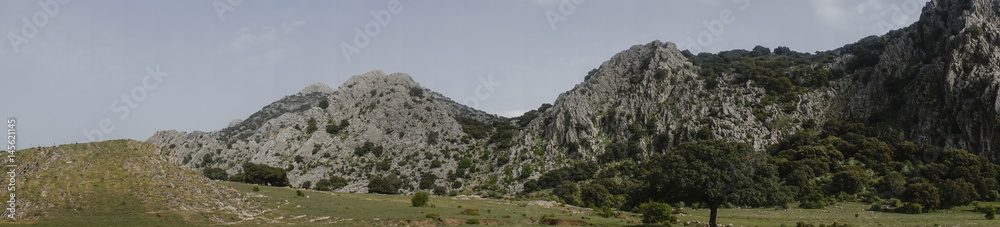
147;70;504;193
148;0;1000;195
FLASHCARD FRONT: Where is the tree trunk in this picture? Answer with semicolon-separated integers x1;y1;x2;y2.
709;205;719;227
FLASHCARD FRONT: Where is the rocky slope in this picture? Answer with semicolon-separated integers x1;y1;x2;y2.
148;0;1000;195
147;70;503;193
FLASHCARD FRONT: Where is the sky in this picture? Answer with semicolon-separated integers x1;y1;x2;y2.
0;0;929;149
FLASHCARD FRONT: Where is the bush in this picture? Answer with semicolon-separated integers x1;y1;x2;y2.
252;186;259;192
306;118;318;134
241;163;290;187
329;175;349;190
832;166;868;194
580;183;612;208
986;205;996;220
553;181;582;206
314;179;332;191
409;87;425;98
465;219;479;225
599;206;617;218
898;202;923;214
432;185;448;196
296;190;305;197
368;175;404;194
419;173;438;190
905;183;940;211
425;212;441;220
318;99;329;109
458;158;473;169
966;25;984;37
426;131;439;145
300;181;312;189
412;191;430;207
636;201;676;224
202;168;229;180
460;208;480;216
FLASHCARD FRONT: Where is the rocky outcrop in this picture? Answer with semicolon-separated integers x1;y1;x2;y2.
147;70;501;193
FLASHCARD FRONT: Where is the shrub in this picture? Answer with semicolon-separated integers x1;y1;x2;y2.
202;168;229;180
938;179;979;208
328;175;349;190
252;186;260;192
367;175;403;194
460;208;480;216
832;166;868;194
966;25;984;37
905;183;940;211
465;219;479;224
637;201;676;224
599;206;617;218
553;181;582;206
419;173;438;190
306;118;318;134
318;99;329;109
986;205;997;220
898;202;923;214
425;212;441;220
799;193;828;209
412;191;430;207
296;190;305;197
409;87;425;98
427;131;439;145
241;162;290;187
580;183;612;208
432;185;448;196
300;181;312;189
458;158;473;169
314;179;332;191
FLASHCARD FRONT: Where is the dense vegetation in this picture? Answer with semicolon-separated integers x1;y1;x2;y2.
682;46;841;107
770;119;1000;213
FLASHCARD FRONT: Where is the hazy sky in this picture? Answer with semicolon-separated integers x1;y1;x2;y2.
0;0;928;148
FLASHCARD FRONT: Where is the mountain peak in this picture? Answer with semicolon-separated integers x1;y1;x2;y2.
298;82;335;95
339;70;420;91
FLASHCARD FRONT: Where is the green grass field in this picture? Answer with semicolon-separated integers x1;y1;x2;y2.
219;181;639;226
216;181;1000;226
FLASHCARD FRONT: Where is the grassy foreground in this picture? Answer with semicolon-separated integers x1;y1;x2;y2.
218;181;637;226
218;181;1000;226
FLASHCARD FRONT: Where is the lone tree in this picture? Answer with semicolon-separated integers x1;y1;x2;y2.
643;140;789;226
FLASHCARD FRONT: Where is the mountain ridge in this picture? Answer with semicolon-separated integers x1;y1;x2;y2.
147;0;1000;196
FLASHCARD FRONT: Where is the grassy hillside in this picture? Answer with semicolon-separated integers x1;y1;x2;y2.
0;140;263;226
219;181;637;226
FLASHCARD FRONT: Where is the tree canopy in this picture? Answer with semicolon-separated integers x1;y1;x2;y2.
643;139;789;226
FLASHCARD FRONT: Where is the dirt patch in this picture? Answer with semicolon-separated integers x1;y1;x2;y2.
541;218;590;226
440;218;465;226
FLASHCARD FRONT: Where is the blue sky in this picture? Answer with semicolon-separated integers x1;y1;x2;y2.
0;0;927;148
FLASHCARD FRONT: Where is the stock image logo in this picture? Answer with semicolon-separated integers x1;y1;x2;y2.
3;0;1000;226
